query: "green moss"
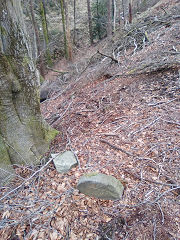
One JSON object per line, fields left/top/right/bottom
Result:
{"left": 40, "top": 75, "right": 45, "bottom": 84}
{"left": 22, "top": 56, "right": 30, "bottom": 67}
{"left": 0, "top": 25, "right": 7, "bottom": 36}
{"left": 44, "top": 125, "right": 59, "bottom": 143}
{"left": 84, "top": 172, "right": 99, "bottom": 177}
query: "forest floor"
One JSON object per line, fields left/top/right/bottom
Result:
{"left": 0, "top": 0, "right": 180, "bottom": 239}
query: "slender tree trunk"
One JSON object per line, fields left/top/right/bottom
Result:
{"left": 64, "top": 0, "right": 73, "bottom": 61}
{"left": 73, "top": 0, "right": 76, "bottom": 44}
{"left": 87, "top": 0, "right": 93, "bottom": 45}
{"left": 113, "top": 0, "right": 116, "bottom": 33}
{"left": 60, "top": 0, "right": 68, "bottom": 59}
{"left": 122, "top": 0, "right": 125, "bottom": 25}
{"left": 107, "top": 0, "right": 112, "bottom": 37}
{"left": 39, "top": 0, "right": 52, "bottom": 66}
{"left": 29, "top": 0, "right": 45, "bottom": 77}
{"left": 129, "top": 0, "right": 132, "bottom": 24}
{"left": 96, "top": 0, "right": 100, "bottom": 39}
{"left": 0, "top": 0, "right": 58, "bottom": 185}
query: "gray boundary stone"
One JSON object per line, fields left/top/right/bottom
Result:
{"left": 77, "top": 172, "right": 124, "bottom": 200}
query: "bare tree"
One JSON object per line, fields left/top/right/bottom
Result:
{"left": 39, "top": 0, "right": 52, "bottom": 66}
{"left": 73, "top": 0, "right": 76, "bottom": 44}
{"left": 87, "top": 0, "right": 94, "bottom": 45}
{"left": 107, "top": 0, "right": 113, "bottom": 37}
{"left": 64, "top": 0, "right": 73, "bottom": 61}
{"left": 113, "top": 0, "right": 117, "bottom": 32}
{"left": 129, "top": 0, "right": 132, "bottom": 23}
{"left": 29, "top": 0, "right": 45, "bottom": 77}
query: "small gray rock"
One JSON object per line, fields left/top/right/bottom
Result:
{"left": 77, "top": 173, "right": 124, "bottom": 200}
{"left": 52, "top": 151, "right": 78, "bottom": 173}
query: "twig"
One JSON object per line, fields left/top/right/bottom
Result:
{"left": 129, "top": 116, "right": 161, "bottom": 136}
{"left": 47, "top": 67, "right": 69, "bottom": 74}
{"left": 100, "top": 139, "right": 134, "bottom": 156}
{"left": 0, "top": 157, "right": 54, "bottom": 202}
{"left": 122, "top": 168, "right": 178, "bottom": 187}
{"left": 97, "top": 50, "right": 118, "bottom": 63}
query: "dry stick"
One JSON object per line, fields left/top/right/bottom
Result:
{"left": 100, "top": 139, "right": 133, "bottom": 156}
{"left": 97, "top": 50, "right": 119, "bottom": 63}
{"left": 122, "top": 168, "right": 178, "bottom": 187}
{"left": 100, "top": 140, "right": 178, "bottom": 187}
{"left": 0, "top": 157, "right": 54, "bottom": 202}
{"left": 47, "top": 66, "right": 69, "bottom": 74}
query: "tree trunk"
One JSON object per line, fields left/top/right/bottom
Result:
{"left": 107, "top": 0, "right": 112, "bottom": 37}
{"left": 64, "top": 0, "right": 73, "bottom": 61}
{"left": 73, "top": 0, "right": 76, "bottom": 44}
{"left": 122, "top": 0, "right": 125, "bottom": 25}
{"left": 0, "top": 0, "right": 58, "bottom": 185}
{"left": 29, "top": 0, "right": 45, "bottom": 78}
{"left": 87, "top": 0, "right": 93, "bottom": 45}
{"left": 60, "top": 0, "right": 68, "bottom": 59}
{"left": 113, "top": 0, "right": 116, "bottom": 33}
{"left": 39, "top": 0, "right": 52, "bottom": 66}
{"left": 129, "top": 0, "right": 132, "bottom": 24}
{"left": 96, "top": 0, "right": 101, "bottom": 40}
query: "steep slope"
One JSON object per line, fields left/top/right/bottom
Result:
{"left": 0, "top": 0, "right": 179, "bottom": 239}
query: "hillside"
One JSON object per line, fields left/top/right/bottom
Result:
{"left": 0, "top": 0, "right": 180, "bottom": 239}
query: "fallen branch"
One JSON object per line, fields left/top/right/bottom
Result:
{"left": 100, "top": 139, "right": 133, "bottom": 156}
{"left": 47, "top": 67, "right": 69, "bottom": 74}
{"left": 122, "top": 168, "right": 178, "bottom": 187}
{"left": 97, "top": 50, "right": 119, "bottom": 63}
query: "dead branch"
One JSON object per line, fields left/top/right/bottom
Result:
{"left": 47, "top": 67, "right": 69, "bottom": 74}
{"left": 97, "top": 50, "right": 119, "bottom": 63}
{"left": 100, "top": 139, "right": 134, "bottom": 156}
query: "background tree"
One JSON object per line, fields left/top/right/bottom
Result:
{"left": 29, "top": 0, "right": 45, "bottom": 78}
{"left": 92, "top": 0, "right": 107, "bottom": 40}
{"left": 73, "top": 0, "right": 76, "bottom": 44}
{"left": 87, "top": 0, "right": 94, "bottom": 45}
{"left": 129, "top": 0, "right": 133, "bottom": 23}
{"left": 64, "top": 0, "right": 73, "bottom": 61}
{"left": 60, "top": 0, "right": 68, "bottom": 59}
{"left": 113, "top": 0, "right": 117, "bottom": 32}
{"left": 107, "top": 0, "right": 112, "bottom": 37}
{"left": 0, "top": 0, "right": 58, "bottom": 185}
{"left": 39, "top": 0, "right": 52, "bottom": 66}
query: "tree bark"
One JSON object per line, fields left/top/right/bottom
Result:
{"left": 39, "top": 0, "right": 52, "bottom": 66}
{"left": 73, "top": 0, "right": 76, "bottom": 44}
{"left": 129, "top": 0, "right": 132, "bottom": 24}
{"left": 113, "top": 0, "right": 116, "bottom": 32}
{"left": 64, "top": 0, "right": 73, "bottom": 61}
{"left": 0, "top": 0, "right": 58, "bottom": 185}
{"left": 29, "top": 0, "right": 45, "bottom": 77}
{"left": 60, "top": 0, "right": 68, "bottom": 59}
{"left": 107, "top": 0, "right": 112, "bottom": 37}
{"left": 87, "top": 0, "right": 93, "bottom": 45}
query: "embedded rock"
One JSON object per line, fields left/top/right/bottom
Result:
{"left": 77, "top": 173, "right": 124, "bottom": 200}
{"left": 52, "top": 151, "right": 78, "bottom": 173}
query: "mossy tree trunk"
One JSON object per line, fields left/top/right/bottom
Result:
{"left": 0, "top": 0, "right": 58, "bottom": 185}
{"left": 29, "top": 0, "right": 45, "bottom": 78}
{"left": 60, "top": 0, "right": 68, "bottom": 59}
{"left": 39, "top": 0, "right": 52, "bottom": 66}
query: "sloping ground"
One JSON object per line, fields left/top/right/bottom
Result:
{"left": 0, "top": 0, "right": 180, "bottom": 239}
